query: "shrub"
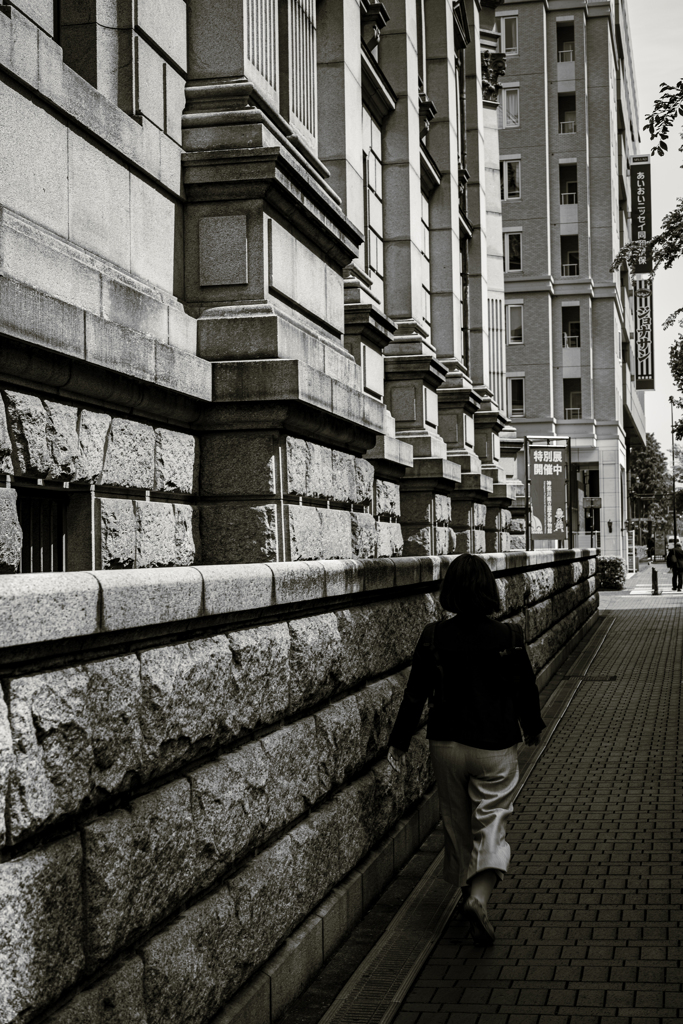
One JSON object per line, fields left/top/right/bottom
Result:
{"left": 596, "top": 555, "right": 626, "bottom": 590}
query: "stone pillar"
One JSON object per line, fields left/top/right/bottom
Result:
{"left": 183, "top": 0, "right": 401, "bottom": 563}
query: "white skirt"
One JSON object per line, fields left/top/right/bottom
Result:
{"left": 430, "top": 739, "right": 520, "bottom": 887}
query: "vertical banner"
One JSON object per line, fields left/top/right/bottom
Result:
{"left": 529, "top": 445, "right": 569, "bottom": 541}
{"left": 634, "top": 278, "right": 655, "bottom": 390}
{"left": 630, "top": 156, "right": 652, "bottom": 273}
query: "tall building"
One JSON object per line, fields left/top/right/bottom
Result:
{"left": 496, "top": 0, "right": 647, "bottom": 557}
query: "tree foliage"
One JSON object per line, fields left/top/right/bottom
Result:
{"left": 630, "top": 432, "right": 671, "bottom": 529}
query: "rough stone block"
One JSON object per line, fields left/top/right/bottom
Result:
{"left": 376, "top": 520, "right": 404, "bottom": 557}
{"left": 473, "top": 503, "right": 487, "bottom": 529}
{"left": 0, "top": 698, "right": 10, "bottom": 846}
{"left": 401, "top": 525, "right": 430, "bottom": 557}
{"left": 401, "top": 492, "right": 431, "bottom": 524}
{"left": 199, "top": 563, "right": 274, "bottom": 615}
{"left": 354, "top": 457, "right": 374, "bottom": 505}
{"left": 435, "top": 526, "right": 451, "bottom": 555}
{"left": 44, "top": 399, "right": 79, "bottom": 480}
{"left": 524, "top": 567, "right": 556, "bottom": 604}
{"left": 355, "top": 673, "right": 405, "bottom": 761}
{"left": 332, "top": 449, "right": 356, "bottom": 502}
{"left": 509, "top": 534, "right": 526, "bottom": 550}
{"left": 154, "top": 428, "right": 197, "bottom": 493}
{"left": 264, "top": 915, "right": 323, "bottom": 1021}
{"left": 228, "top": 622, "right": 291, "bottom": 730}
{"left": 174, "top": 503, "right": 199, "bottom": 565}
{"left": 434, "top": 493, "right": 451, "bottom": 526}
{"left": 450, "top": 501, "right": 472, "bottom": 531}
{"left": 0, "top": 571, "right": 100, "bottom": 649}
{"left": 284, "top": 437, "right": 334, "bottom": 500}
{"left": 509, "top": 517, "right": 525, "bottom": 534}
{"left": 286, "top": 503, "right": 323, "bottom": 560}
{"left": 85, "top": 780, "right": 197, "bottom": 963}
{"left": 319, "top": 507, "right": 353, "bottom": 559}
{"left": 100, "top": 418, "right": 155, "bottom": 489}
{"left": 98, "top": 497, "right": 136, "bottom": 569}
{"left": 74, "top": 408, "right": 111, "bottom": 483}
{"left": 201, "top": 433, "right": 276, "bottom": 497}
{"left": 45, "top": 956, "right": 147, "bottom": 1024}
{"left": 142, "top": 887, "right": 242, "bottom": 1024}
{"left": 288, "top": 613, "right": 343, "bottom": 711}
{"left": 351, "top": 511, "right": 376, "bottom": 558}
{"left": 473, "top": 529, "right": 486, "bottom": 553}
{"left": 138, "top": 634, "right": 234, "bottom": 776}
{"left": 0, "top": 488, "right": 21, "bottom": 573}
{"left": 375, "top": 478, "right": 400, "bottom": 517}
{"left": 7, "top": 654, "right": 145, "bottom": 841}
{"left": 200, "top": 503, "right": 278, "bottom": 563}
{"left": 96, "top": 566, "right": 203, "bottom": 631}
{"left": 0, "top": 836, "right": 84, "bottom": 1021}
{"left": 315, "top": 697, "right": 363, "bottom": 789}
{"left": 134, "top": 501, "right": 177, "bottom": 567}
{"left": 261, "top": 717, "right": 324, "bottom": 820}
{"left": 3, "top": 389, "right": 50, "bottom": 477}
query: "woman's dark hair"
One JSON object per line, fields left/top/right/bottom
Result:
{"left": 439, "top": 553, "right": 500, "bottom": 615}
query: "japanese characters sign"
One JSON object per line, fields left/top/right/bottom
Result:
{"left": 630, "top": 157, "right": 652, "bottom": 273}
{"left": 529, "top": 446, "right": 568, "bottom": 540}
{"left": 634, "top": 278, "right": 654, "bottom": 390}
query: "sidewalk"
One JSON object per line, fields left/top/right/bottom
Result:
{"left": 397, "top": 606, "right": 683, "bottom": 1022}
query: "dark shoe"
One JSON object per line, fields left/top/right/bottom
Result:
{"left": 462, "top": 896, "right": 495, "bottom": 946}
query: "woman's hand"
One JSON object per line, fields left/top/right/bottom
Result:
{"left": 387, "top": 746, "right": 406, "bottom": 772}
{"left": 524, "top": 732, "right": 543, "bottom": 747}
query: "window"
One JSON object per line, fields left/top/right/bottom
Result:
{"left": 17, "top": 487, "right": 67, "bottom": 573}
{"left": 362, "top": 106, "right": 384, "bottom": 304}
{"left": 501, "top": 17, "right": 518, "bottom": 55}
{"left": 562, "top": 307, "right": 580, "bottom": 347}
{"left": 559, "top": 164, "right": 577, "bottom": 204}
{"left": 501, "top": 160, "right": 521, "bottom": 200}
{"left": 564, "top": 378, "right": 582, "bottom": 419}
{"left": 557, "top": 23, "right": 575, "bottom": 62}
{"left": 558, "top": 94, "right": 576, "bottom": 134}
{"left": 509, "top": 378, "right": 525, "bottom": 416}
{"left": 503, "top": 88, "right": 520, "bottom": 128}
{"left": 507, "top": 304, "right": 524, "bottom": 344}
{"left": 504, "top": 232, "right": 522, "bottom": 272}
{"left": 561, "top": 235, "right": 579, "bottom": 276}
{"left": 420, "top": 192, "right": 431, "bottom": 325}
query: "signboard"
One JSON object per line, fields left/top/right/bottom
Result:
{"left": 583, "top": 496, "right": 602, "bottom": 509}
{"left": 528, "top": 445, "right": 569, "bottom": 540}
{"left": 634, "top": 278, "right": 655, "bottom": 390}
{"left": 630, "top": 156, "right": 652, "bottom": 273}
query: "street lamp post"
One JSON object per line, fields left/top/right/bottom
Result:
{"left": 670, "top": 396, "right": 677, "bottom": 548}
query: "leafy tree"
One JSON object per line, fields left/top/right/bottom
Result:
{"left": 630, "top": 432, "right": 672, "bottom": 534}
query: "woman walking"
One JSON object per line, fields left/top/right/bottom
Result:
{"left": 387, "top": 554, "right": 545, "bottom": 945}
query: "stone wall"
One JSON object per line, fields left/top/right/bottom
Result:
{"left": 0, "top": 550, "right": 597, "bottom": 1024}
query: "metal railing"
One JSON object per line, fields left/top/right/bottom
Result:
{"left": 558, "top": 48, "right": 575, "bottom": 62}
{"left": 559, "top": 120, "right": 576, "bottom": 133}
{"left": 562, "top": 333, "right": 580, "bottom": 347}
{"left": 564, "top": 407, "right": 581, "bottom": 419}
{"left": 562, "top": 262, "right": 579, "bottom": 276}
{"left": 560, "top": 191, "right": 578, "bottom": 204}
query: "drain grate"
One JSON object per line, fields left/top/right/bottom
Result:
{"left": 317, "top": 850, "right": 458, "bottom": 1024}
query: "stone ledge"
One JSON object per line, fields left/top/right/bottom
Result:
{"left": 0, "top": 551, "right": 597, "bottom": 650}
{"left": 210, "top": 787, "right": 440, "bottom": 1024}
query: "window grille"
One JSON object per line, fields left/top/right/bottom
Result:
{"left": 17, "top": 487, "right": 67, "bottom": 573}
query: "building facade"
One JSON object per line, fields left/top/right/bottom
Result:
{"left": 496, "top": 0, "right": 646, "bottom": 556}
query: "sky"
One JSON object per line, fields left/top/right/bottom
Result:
{"left": 626, "top": 0, "right": 683, "bottom": 460}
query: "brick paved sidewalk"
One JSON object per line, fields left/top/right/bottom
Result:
{"left": 397, "top": 608, "right": 683, "bottom": 1023}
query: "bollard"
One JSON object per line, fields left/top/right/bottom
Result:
{"left": 652, "top": 567, "right": 659, "bottom": 595}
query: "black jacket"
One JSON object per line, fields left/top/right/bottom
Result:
{"left": 666, "top": 547, "right": 683, "bottom": 569}
{"left": 388, "top": 614, "right": 545, "bottom": 752}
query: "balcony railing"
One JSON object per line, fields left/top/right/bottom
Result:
{"left": 558, "top": 48, "right": 575, "bottom": 62}
{"left": 559, "top": 120, "right": 576, "bottom": 133}
{"left": 561, "top": 191, "right": 578, "bottom": 204}
{"left": 562, "top": 333, "right": 580, "bottom": 348}
{"left": 565, "top": 407, "right": 581, "bottom": 419}
{"left": 562, "top": 262, "right": 580, "bottom": 276}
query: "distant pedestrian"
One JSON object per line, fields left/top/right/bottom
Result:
{"left": 387, "top": 554, "right": 545, "bottom": 946}
{"left": 666, "top": 541, "right": 683, "bottom": 590}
